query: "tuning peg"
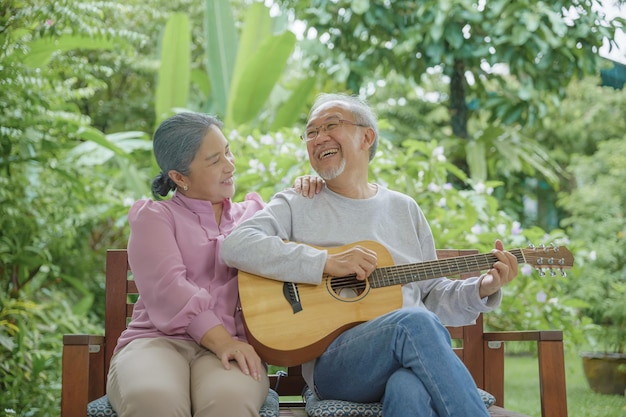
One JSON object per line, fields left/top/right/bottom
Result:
{"left": 550, "top": 269, "right": 557, "bottom": 277}
{"left": 536, "top": 268, "right": 546, "bottom": 277}
{"left": 560, "top": 269, "right": 567, "bottom": 277}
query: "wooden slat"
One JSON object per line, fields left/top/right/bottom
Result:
{"left": 447, "top": 327, "right": 463, "bottom": 338}
{"left": 488, "top": 405, "right": 536, "bottom": 417}
{"left": 463, "top": 314, "right": 485, "bottom": 388}
{"left": 484, "top": 338, "right": 506, "bottom": 407}
{"left": 483, "top": 330, "right": 563, "bottom": 342}
{"left": 61, "top": 335, "right": 104, "bottom": 416}
{"left": 279, "top": 409, "right": 307, "bottom": 417}
{"left": 88, "top": 340, "right": 105, "bottom": 401}
{"left": 104, "top": 250, "right": 132, "bottom": 376}
{"left": 538, "top": 340, "right": 568, "bottom": 417}
{"left": 61, "top": 344, "right": 90, "bottom": 417}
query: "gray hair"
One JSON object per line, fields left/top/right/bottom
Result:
{"left": 151, "top": 112, "right": 223, "bottom": 199}
{"left": 308, "top": 93, "right": 379, "bottom": 161}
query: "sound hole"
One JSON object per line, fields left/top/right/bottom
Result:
{"left": 329, "top": 275, "right": 367, "bottom": 299}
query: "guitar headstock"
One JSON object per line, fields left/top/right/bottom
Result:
{"left": 519, "top": 245, "right": 574, "bottom": 277}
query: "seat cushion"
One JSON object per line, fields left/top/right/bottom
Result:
{"left": 478, "top": 388, "right": 497, "bottom": 407}
{"left": 87, "top": 396, "right": 116, "bottom": 417}
{"left": 303, "top": 387, "right": 496, "bottom": 417}
{"left": 87, "top": 389, "right": 280, "bottom": 417}
{"left": 304, "top": 388, "right": 382, "bottom": 417}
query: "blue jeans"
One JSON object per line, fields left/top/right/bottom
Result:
{"left": 313, "top": 308, "right": 490, "bottom": 417}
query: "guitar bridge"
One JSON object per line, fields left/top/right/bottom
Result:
{"left": 282, "top": 282, "right": 302, "bottom": 314}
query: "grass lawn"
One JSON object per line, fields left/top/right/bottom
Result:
{"left": 501, "top": 346, "right": 626, "bottom": 417}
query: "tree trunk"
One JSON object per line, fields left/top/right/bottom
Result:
{"left": 450, "top": 59, "right": 468, "bottom": 139}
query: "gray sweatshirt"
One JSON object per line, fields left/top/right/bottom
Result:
{"left": 221, "top": 185, "right": 501, "bottom": 388}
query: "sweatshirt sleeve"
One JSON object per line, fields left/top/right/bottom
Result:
{"left": 403, "top": 204, "right": 502, "bottom": 325}
{"left": 421, "top": 277, "right": 502, "bottom": 326}
{"left": 222, "top": 192, "right": 327, "bottom": 284}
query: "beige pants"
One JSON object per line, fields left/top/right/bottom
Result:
{"left": 107, "top": 338, "right": 270, "bottom": 417}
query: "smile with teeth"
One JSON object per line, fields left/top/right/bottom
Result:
{"left": 319, "top": 149, "right": 339, "bottom": 160}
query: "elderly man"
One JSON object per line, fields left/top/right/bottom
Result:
{"left": 222, "top": 93, "right": 518, "bottom": 417}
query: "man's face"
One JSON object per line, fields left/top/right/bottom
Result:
{"left": 305, "top": 102, "right": 367, "bottom": 180}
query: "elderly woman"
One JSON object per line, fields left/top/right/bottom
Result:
{"left": 106, "top": 112, "right": 321, "bottom": 417}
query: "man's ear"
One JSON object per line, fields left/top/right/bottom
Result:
{"left": 361, "top": 126, "right": 376, "bottom": 150}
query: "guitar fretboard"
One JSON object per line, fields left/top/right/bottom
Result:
{"left": 368, "top": 249, "right": 525, "bottom": 288}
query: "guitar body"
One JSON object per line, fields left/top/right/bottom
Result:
{"left": 239, "top": 240, "right": 402, "bottom": 366}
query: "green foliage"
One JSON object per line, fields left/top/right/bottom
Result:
{"left": 0, "top": 290, "right": 101, "bottom": 417}
{"left": 367, "top": 72, "right": 564, "bottom": 192}
{"left": 274, "top": 0, "right": 624, "bottom": 207}
{"left": 277, "top": 0, "right": 624, "bottom": 128}
{"left": 532, "top": 77, "right": 626, "bottom": 167}
{"left": 229, "top": 31, "right": 297, "bottom": 125}
{"left": 127, "top": 0, "right": 316, "bottom": 134}
{"left": 559, "top": 139, "right": 626, "bottom": 353}
{"left": 229, "top": 127, "right": 313, "bottom": 201}
{"left": 204, "top": 0, "right": 239, "bottom": 116}
{"left": 0, "top": 0, "right": 144, "bottom": 298}
{"left": 0, "top": 1, "right": 152, "bottom": 414}
{"left": 155, "top": 12, "right": 191, "bottom": 125}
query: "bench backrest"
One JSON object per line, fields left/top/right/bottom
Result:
{"left": 103, "top": 248, "right": 483, "bottom": 396}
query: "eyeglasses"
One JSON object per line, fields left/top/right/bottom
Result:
{"left": 300, "top": 118, "right": 368, "bottom": 142}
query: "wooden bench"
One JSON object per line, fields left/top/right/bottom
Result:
{"left": 61, "top": 249, "right": 568, "bottom": 417}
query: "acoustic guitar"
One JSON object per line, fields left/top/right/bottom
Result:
{"left": 238, "top": 240, "right": 574, "bottom": 366}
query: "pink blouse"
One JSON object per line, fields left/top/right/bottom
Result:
{"left": 114, "top": 191, "right": 265, "bottom": 353}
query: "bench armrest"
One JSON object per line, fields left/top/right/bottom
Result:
{"left": 483, "top": 330, "right": 567, "bottom": 417}
{"left": 61, "top": 334, "right": 105, "bottom": 417}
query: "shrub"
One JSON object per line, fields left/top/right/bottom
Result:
{"left": 559, "top": 139, "right": 626, "bottom": 353}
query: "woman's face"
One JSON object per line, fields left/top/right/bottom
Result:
{"left": 179, "top": 125, "right": 236, "bottom": 203}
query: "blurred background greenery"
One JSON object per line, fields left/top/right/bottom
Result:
{"left": 1, "top": 0, "right": 625, "bottom": 415}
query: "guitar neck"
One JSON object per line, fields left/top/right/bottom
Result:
{"left": 368, "top": 249, "right": 525, "bottom": 288}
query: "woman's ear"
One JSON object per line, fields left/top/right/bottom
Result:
{"left": 168, "top": 170, "right": 186, "bottom": 190}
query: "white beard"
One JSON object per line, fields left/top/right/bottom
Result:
{"left": 315, "top": 158, "right": 346, "bottom": 180}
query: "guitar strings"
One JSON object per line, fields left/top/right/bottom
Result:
{"left": 326, "top": 250, "right": 527, "bottom": 289}
{"left": 325, "top": 248, "right": 568, "bottom": 291}
{"left": 327, "top": 255, "right": 496, "bottom": 288}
